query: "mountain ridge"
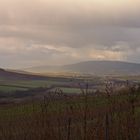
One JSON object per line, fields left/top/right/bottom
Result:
{"left": 24, "top": 60, "right": 140, "bottom": 75}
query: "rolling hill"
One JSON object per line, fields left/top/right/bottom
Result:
{"left": 25, "top": 61, "right": 140, "bottom": 76}
{"left": 0, "top": 68, "right": 48, "bottom": 80}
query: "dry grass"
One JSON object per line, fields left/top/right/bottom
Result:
{"left": 0, "top": 83, "right": 140, "bottom": 140}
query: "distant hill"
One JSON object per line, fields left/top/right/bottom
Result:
{"left": 0, "top": 68, "right": 48, "bottom": 80}
{"left": 25, "top": 61, "right": 140, "bottom": 76}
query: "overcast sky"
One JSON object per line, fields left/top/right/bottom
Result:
{"left": 0, "top": 0, "right": 140, "bottom": 68}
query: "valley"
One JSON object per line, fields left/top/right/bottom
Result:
{"left": 0, "top": 61, "right": 140, "bottom": 140}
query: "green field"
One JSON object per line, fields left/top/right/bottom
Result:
{"left": 0, "top": 85, "right": 28, "bottom": 92}
{"left": 0, "top": 79, "right": 69, "bottom": 92}
{"left": 0, "top": 77, "right": 98, "bottom": 95}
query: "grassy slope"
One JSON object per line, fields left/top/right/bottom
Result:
{"left": 0, "top": 83, "right": 140, "bottom": 140}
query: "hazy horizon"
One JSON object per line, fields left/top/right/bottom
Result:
{"left": 0, "top": 0, "right": 140, "bottom": 68}
{"left": 2, "top": 60, "right": 140, "bottom": 70}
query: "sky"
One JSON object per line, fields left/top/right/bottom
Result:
{"left": 0, "top": 0, "right": 140, "bottom": 68}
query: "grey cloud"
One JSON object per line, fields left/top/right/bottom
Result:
{"left": 0, "top": 0, "right": 140, "bottom": 67}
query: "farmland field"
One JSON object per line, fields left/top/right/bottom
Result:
{"left": 0, "top": 75, "right": 103, "bottom": 98}
{"left": 0, "top": 74, "right": 140, "bottom": 140}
